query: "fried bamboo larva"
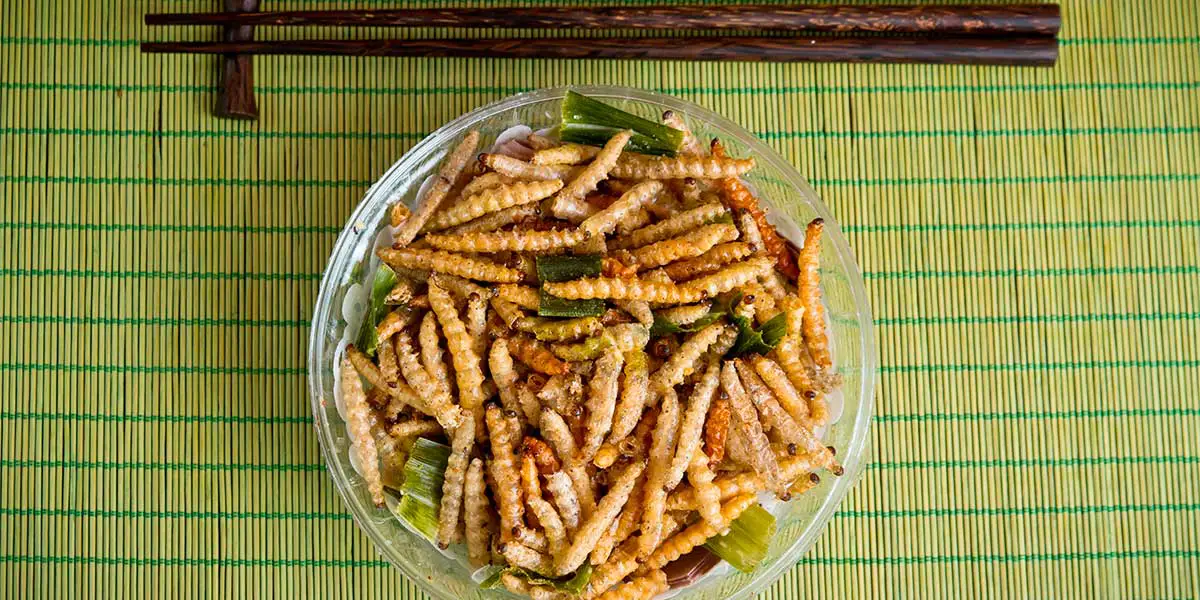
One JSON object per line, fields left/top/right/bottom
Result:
{"left": 686, "top": 452, "right": 723, "bottom": 531}
{"left": 489, "top": 339, "right": 528, "bottom": 430}
{"left": 605, "top": 323, "right": 651, "bottom": 352}
{"left": 608, "top": 349, "right": 648, "bottom": 446}
{"left": 429, "top": 280, "right": 488, "bottom": 436}
{"left": 532, "top": 316, "right": 605, "bottom": 343}
{"left": 720, "top": 361, "right": 784, "bottom": 494}
{"left": 580, "top": 347, "right": 624, "bottom": 461}
{"left": 390, "top": 329, "right": 464, "bottom": 431}
{"left": 425, "top": 228, "right": 589, "bottom": 253}
{"left": 537, "top": 373, "right": 583, "bottom": 415}
{"left": 638, "top": 387, "right": 681, "bottom": 557}
{"left": 668, "top": 452, "right": 819, "bottom": 510}
{"left": 610, "top": 202, "right": 727, "bottom": 250}
{"left": 638, "top": 492, "right": 758, "bottom": 573}
{"left": 721, "top": 176, "right": 799, "bottom": 280}
{"left": 759, "top": 268, "right": 792, "bottom": 303}
{"left": 555, "top": 460, "right": 646, "bottom": 576}
{"left": 584, "top": 538, "right": 640, "bottom": 600}
{"left": 643, "top": 185, "right": 682, "bottom": 220}
{"left": 594, "top": 569, "right": 667, "bottom": 600}
{"left": 526, "top": 132, "right": 558, "bottom": 151}
{"left": 436, "top": 411, "right": 475, "bottom": 549}
{"left": 540, "top": 408, "right": 596, "bottom": 519}
{"left": 509, "top": 334, "right": 571, "bottom": 376}
{"left": 681, "top": 255, "right": 773, "bottom": 298}
{"left": 738, "top": 362, "right": 841, "bottom": 474}
{"left": 610, "top": 154, "right": 754, "bottom": 180}
{"left": 464, "top": 458, "right": 491, "bottom": 567}
{"left": 580, "top": 180, "right": 663, "bottom": 237}
{"left": 736, "top": 210, "right": 765, "bottom": 252}
{"left": 387, "top": 418, "right": 443, "bottom": 441}
{"left": 750, "top": 355, "right": 809, "bottom": 424}
{"left": 743, "top": 281, "right": 780, "bottom": 324}
{"left": 445, "top": 204, "right": 538, "bottom": 236}
{"left": 661, "top": 109, "right": 704, "bottom": 157}
{"left": 532, "top": 142, "right": 601, "bottom": 166}
{"left": 545, "top": 470, "right": 581, "bottom": 533}
{"left": 798, "top": 218, "right": 833, "bottom": 370}
{"left": 518, "top": 383, "right": 543, "bottom": 429}
{"left": 483, "top": 153, "right": 580, "bottom": 182}
{"left": 615, "top": 207, "right": 653, "bottom": 236}
{"left": 486, "top": 404, "right": 525, "bottom": 541}
{"left": 497, "top": 284, "right": 541, "bottom": 311}
{"left": 426, "top": 179, "right": 564, "bottom": 230}
{"left": 650, "top": 322, "right": 729, "bottom": 395}
{"left": 466, "top": 293, "right": 488, "bottom": 358}
{"left": 378, "top": 247, "right": 523, "bottom": 283}
{"left": 656, "top": 303, "right": 712, "bottom": 327}
{"left": 613, "top": 299, "right": 653, "bottom": 326}
{"left": 340, "top": 356, "right": 385, "bottom": 507}
{"left": 459, "top": 171, "right": 514, "bottom": 200}
{"left": 384, "top": 274, "right": 422, "bottom": 306}
{"left": 392, "top": 130, "right": 480, "bottom": 243}
{"left": 389, "top": 202, "right": 412, "bottom": 230}
{"left": 543, "top": 276, "right": 703, "bottom": 304}
{"left": 513, "top": 526, "right": 549, "bottom": 553}
{"left": 665, "top": 360, "right": 720, "bottom": 490}
{"left": 550, "top": 130, "right": 631, "bottom": 222}
{"left": 703, "top": 398, "right": 731, "bottom": 464}
{"left": 774, "top": 335, "right": 829, "bottom": 427}
{"left": 377, "top": 334, "right": 401, "bottom": 387}
{"left": 490, "top": 296, "right": 529, "bottom": 330}
{"left": 629, "top": 222, "right": 740, "bottom": 271}
{"left": 418, "top": 311, "right": 454, "bottom": 399}
{"left": 660, "top": 242, "right": 754, "bottom": 282}
{"left": 500, "top": 541, "right": 554, "bottom": 576}
{"left": 522, "top": 456, "right": 568, "bottom": 559}
{"left": 346, "top": 344, "right": 430, "bottom": 416}
{"left": 375, "top": 309, "right": 416, "bottom": 345}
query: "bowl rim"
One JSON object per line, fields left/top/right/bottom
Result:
{"left": 308, "top": 85, "right": 877, "bottom": 600}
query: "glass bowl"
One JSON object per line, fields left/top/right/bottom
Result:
{"left": 308, "top": 85, "right": 876, "bottom": 600}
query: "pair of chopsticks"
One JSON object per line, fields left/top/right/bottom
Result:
{"left": 142, "top": 4, "right": 1061, "bottom": 65}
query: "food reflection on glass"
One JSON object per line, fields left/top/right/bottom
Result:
{"left": 338, "top": 91, "right": 845, "bottom": 600}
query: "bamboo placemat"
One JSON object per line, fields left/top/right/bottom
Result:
{"left": 3, "top": 0, "right": 1199, "bottom": 598}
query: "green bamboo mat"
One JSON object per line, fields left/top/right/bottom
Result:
{"left": 3, "top": 0, "right": 1199, "bottom": 597}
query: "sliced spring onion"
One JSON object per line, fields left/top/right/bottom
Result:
{"left": 391, "top": 437, "right": 450, "bottom": 542}
{"left": 560, "top": 91, "right": 684, "bottom": 157}
{"left": 536, "top": 254, "right": 602, "bottom": 283}
{"left": 356, "top": 264, "right": 398, "bottom": 356}
{"left": 480, "top": 564, "right": 593, "bottom": 594}
{"left": 703, "top": 503, "right": 776, "bottom": 573}
{"left": 722, "top": 293, "right": 787, "bottom": 357}
{"left": 649, "top": 308, "right": 725, "bottom": 338}
{"left": 539, "top": 290, "right": 606, "bottom": 318}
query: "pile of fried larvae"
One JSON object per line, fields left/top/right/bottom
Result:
{"left": 339, "top": 120, "right": 844, "bottom": 600}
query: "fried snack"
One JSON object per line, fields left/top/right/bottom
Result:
{"left": 750, "top": 355, "right": 809, "bottom": 423}
{"left": 378, "top": 247, "right": 523, "bottom": 283}
{"left": 739, "top": 362, "right": 841, "bottom": 474}
{"left": 681, "top": 255, "right": 773, "bottom": 298}
{"left": 389, "top": 202, "right": 412, "bottom": 229}
{"left": 489, "top": 339, "right": 529, "bottom": 429}
{"left": 447, "top": 204, "right": 539, "bottom": 236}
{"left": 418, "top": 311, "right": 453, "bottom": 398}
{"left": 346, "top": 344, "right": 429, "bottom": 416}
{"left": 384, "top": 274, "right": 422, "bottom": 306}
{"left": 638, "top": 492, "right": 758, "bottom": 573}
{"left": 436, "top": 411, "right": 474, "bottom": 549}
{"left": 550, "top": 130, "right": 631, "bottom": 222}
{"left": 555, "top": 460, "right": 646, "bottom": 576}
{"left": 736, "top": 210, "right": 765, "bottom": 251}
{"left": 526, "top": 132, "right": 558, "bottom": 151}
{"left": 390, "top": 328, "right": 464, "bottom": 430}
{"left": 650, "top": 322, "right": 729, "bottom": 395}
{"left": 540, "top": 408, "right": 596, "bottom": 519}
{"left": 594, "top": 569, "right": 668, "bottom": 600}
{"left": 518, "top": 383, "right": 543, "bottom": 429}
{"left": 514, "top": 526, "right": 550, "bottom": 553}
{"left": 497, "top": 284, "right": 542, "bottom": 310}
{"left": 668, "top": 452, "right": 818, "bottom": 511}
{"left": 629, "top": 222, "right": 739, "bottom": 271}
{"left": 703, "top": 398, "right": 731, "bottom": 464}
{"left": 392, "top": 130, "right": 480, "bottom": 241}
{"left": 544, "top": 276, "right": 703, "bottom": 304}
{"left": 608, "top": 349, "right": 648, "bottom": 446}
{"left": 665, "top": 360, "right": 720, "bottom": 489}
{"left": 501, "top": 541, "right": 555, "bottom": 576}
{"left": 798, "top": 218, "right": 833, "bottom": 370}
{"left": 428, "top": 280, "right": 487, "bottom": 435}
{"left": 491, "top": 297, "right": 530, "bottom": 330}
{"left": 720, "top": 361, "right": 784, "bottom": 494}
{"left": 487, "top": 404, "right": 526, "bottom": 541}
{"left": 605, "top": 323, "right": 651, "bottom": 352}
{"left": 482, "top": 153, "right": 580, "bottom": 182}
{"left": 686, "top": 452, "right": 724, "bottom": 530}
{"left": 661, "top": 109, "right": 704, "bottom": 157}
{"left": 660, "top": 242, "right": 754, "bottom": 282}
{"left": 581, "top": 180, "right": 663, "bottom": 237}
{"left": 388, "top": 418, "right": 443, "bottom": 441}
{"left": 425, "top": 179, "right": 564, "bottom": 231}
{"left": 638, "top": 387, "right": 681, "bottom": 557}
{"left": 459, "top": 171, "right": 514, "bottom": 199}
{"left": 509, "top": 334, "right": 570, "bottom": 376}
{"left": 377, "top": 335, "right": 401, "bottom": 387}
{"left": 584, "top": 538, "right": 640, "bottom": 600}
{"left": 581, "top": 347, "right": 624, "bottom": 461}
{"left": 375, "top": 309, "right": 415, "bottom": 345}
{"left": 425, "top": 227, "right": 588, "bottom": 253}
{"left": 522, "top": 456, "right": 569, "bottom": 559}
{"left": 532, "top": 316, "right": 605, "bottom": 343}
{"left": 465, "top": 457, "right": 492, "bottom": 567}
{"left": 656, "top": 303, "right": 712, "bottom": 327}
{"left": 545, "top": 470, "right": 581, "bottom": 533}
{"left": 610, "top": 202, "right": 727, "bottom": 250}
{"left": 721, "top": 177, "right": 799, "bottom": 280}
{"left": 340, "top": 356, "right": 385, "bottom": 507}
{"left": 610, "top": 154, "right": 755, "bottom": 180}
{"left": 532, "top": 142, "right": 601, "bottom": 166}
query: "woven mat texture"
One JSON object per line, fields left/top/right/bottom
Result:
{"left": 2, "top": 0, "right": 1199, "bottom": 597}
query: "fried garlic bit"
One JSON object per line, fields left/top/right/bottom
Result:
{"left": 464, "top": 458, "right": 492, "bottom": 567}
{"left": 611, "top": 201, "right": 727, "bottom": 249}
{"left": 378, "top": 247, "right": 523, "bottom": 283}
{"left": 581, "top": 180, "right": 663, "bottom": 237}
{"left": 798, "top": 218, "right": 833, "bottom": 370}
{"left": 392, "top": 130, "right": 480, "bottom": 240}
{"left": 436, "top": 411, "right": 474, "bottom": 549}
{"left": 532, "top": 142, "right": 601, "bottom": 166}
{"left": 340, "top": 355, "right": 385, "bottom": 507}
{"left": 425, "top": 227, "right": 588, "bottom": 253}
{"left": 610, "top": 154, "right": 755, "bottom": 180}
{"left": 543, "top": 276, "right": 703, "bottom": 304}
{"left": 549, "top": 130, "right": 631, "bottom": 222}
{"left": 629, "top": 222, "right": 740, "bottom": 271}
{"left": 661, "top": 241, "right": 754, "bottom": 281}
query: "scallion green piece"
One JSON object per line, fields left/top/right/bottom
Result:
{"left": 726, "top": 296, "right": 787, "bottom": 357}
{"left": 538, "top": 290, "right": 606, "bottom": 318}
{"left": 703, "top": 504, "right": 776, "bottom": 573}
{"left": 391, "top": 437, "right": 450, "bottom": 542}
{"left": 560, "top": 91, "right": 684, "bottom": 157}
{"left": 356, "top": 264, "right": 398, "bottom": 356}
{"left": 480, "top": 564, "right": 593, "bottom": 594}
{"left": 649, "top": 308, "right": 725, "bottom": 338}
{"left": 536, "top": 254, "right": 602, "bottom": 283}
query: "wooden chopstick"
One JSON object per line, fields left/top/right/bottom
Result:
{"left": 144, "top": 4, "right": 1062, "bottom": 36}
{"left": 140, "top": 36, "right": 1058, "bottom": 66}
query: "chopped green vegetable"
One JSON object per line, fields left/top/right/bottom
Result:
{"left": 481, "top": 564, "right": 593, "bottom": 594}
{"left": 551, "top": 334, "right": 612, "bottom": 362}
{"left": 536, "top": 254, "right": 602, "bottom": 283}
{"left": 718, "top": 293, "right": 787, "bottom": 357}
{"left": 560, "top": 91, "right": 684, "bottom": 157}
{"left": 708, "top": 212, "right": 736, "bottom": 225}
{"left": 539, "top": 290, "right": 606, "bottom": 318}
{"left": 356, "top": 264, "right": 398, "bottom": 356}
{"left": 703, "top": 504, "right": 776, "bottom": 573}
{"left": 649, "top": 308, "right": 725, "bottom": 338}
{"left": 391, "top": 437, "right": 450, "bottom": 542}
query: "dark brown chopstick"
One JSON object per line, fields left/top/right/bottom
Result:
{"left": 140, "top": 36, "right": 1058, "bottom": 66}
{"left": 145, "top": 4, "right": 1061, "bottom": 36}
